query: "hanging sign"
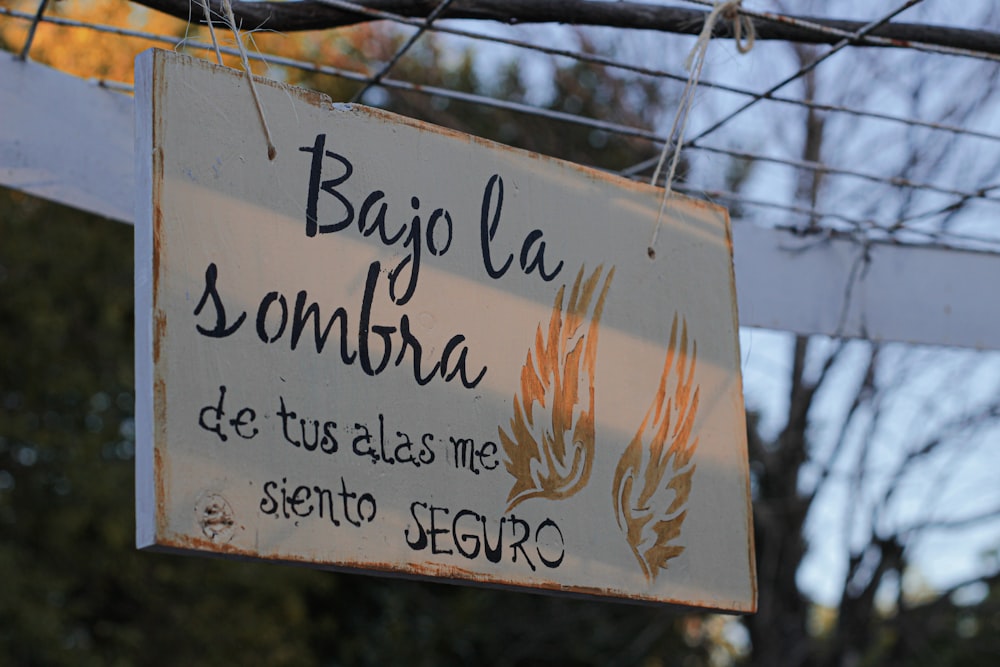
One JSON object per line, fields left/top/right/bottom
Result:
{"left": 134, "top": 49, "right": 755, "bottom": 610}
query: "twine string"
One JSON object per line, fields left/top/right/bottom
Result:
{"left": 647, "top": 1, "right": 754, "bottom": 258}
{"left": 221, "top": 0, "right": 277, "bottom": 160}
{"left": 200, "top": 0, "right": 224, "bottom": 66}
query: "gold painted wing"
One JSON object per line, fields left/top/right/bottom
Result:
{"left": 613, "top": 314, "right": 699, "bottom": 581}
{"left": 499, "top": 265, "right": 614, "bottom": 512}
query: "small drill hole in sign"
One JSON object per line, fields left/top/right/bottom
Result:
{"left": 647, "top": 246, "right": 656, "bottom": 260}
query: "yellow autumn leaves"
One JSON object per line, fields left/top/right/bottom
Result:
{"left": 1, "top": 0, "right": 385, "bottom": 88}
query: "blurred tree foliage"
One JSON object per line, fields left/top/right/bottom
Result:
{"left": 885, "top": 574, "right": 1000, "bottom": 666}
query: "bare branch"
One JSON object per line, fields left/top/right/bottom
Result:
{"left": 129, "top": 0, "right": 1000, "bottom": 56}
{"left": 881, "top": 400, "right": 1000, "bottom": 518}
{"left": 900, "top": 505, "right": 1000, "bottom": 538}
{"left": 804, "top": 345, "right": 878, "bottom": 502}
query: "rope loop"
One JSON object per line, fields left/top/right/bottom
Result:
{"left": 723, "top": 2, "right": 756, "bottom": 54}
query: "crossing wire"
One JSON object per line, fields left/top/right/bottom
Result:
{"left": 2, "top": 0, "right": 1000, "bottom": 253}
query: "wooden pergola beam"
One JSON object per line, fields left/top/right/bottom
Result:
{"left": 130, "top": 0, "right": 1000, "bottom": 56}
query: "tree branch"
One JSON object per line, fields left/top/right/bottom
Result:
{"left": 900, "top": 505, "right": 1000, "bottom": 538}
{"left": 804, "top": 344, "right": 877, "bottom": 503}
{"left": 131, "top": 0, "right": 1000, "bottom": 56}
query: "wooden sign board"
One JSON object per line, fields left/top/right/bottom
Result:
{"left": 134, "top": 49, "right": 755, "bottom": 611}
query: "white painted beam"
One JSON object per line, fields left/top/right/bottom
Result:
{"left": 732, "top": 225, "right": 1000, "bottom": 349}
{"left": 1, "top": 53, "right": 134, "bottom": 224}
{"left": 2, "top": 54, "right": 998, "bottom": 350}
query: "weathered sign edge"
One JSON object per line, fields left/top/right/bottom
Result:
{"left": 134, "top": 49, "right": 156, "bottom": 550}
{"left": 723, "top": 215, "right": 759, "bottom": 613}
{"left": 133, "top": 48, "right": 756, "bottom": 612}
{"left": 139, "top": 537, "right": 756, "bottom": 613}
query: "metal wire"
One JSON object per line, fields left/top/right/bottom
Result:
{"left": 0, "top": 8, "right": 662, "bottom": 139}
{"left": 685, "top": 0, "right": 1000, "bottom": 63}
{"left": 346, "top": 0, "right": 457, "bottom": 103}
{"left": 2, "top": 0, "right": 999, "bottom": 255}
{"left": 688, "top": 144, "right": 1000, "bottom": 203}
{"left": 303, "top": 0, "right": 1000, "bottom": 143}
{"left": 4, "top": 4, "right": 999, "bottom": 146}
{"left": 683, "top": 0, "right": 927, "bottom": 146}
{"left": 15, "top": 0, "right": 47, "bottom": 60}
{"left": 678, "top": 185, "right": 1000, "bottom": 253}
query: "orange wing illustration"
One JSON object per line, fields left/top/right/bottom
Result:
{"left": 613, "top": 314, "right": 699, "bottom": 581}
{"left": 499, "top": 265, "right": 614, "bottom": 512}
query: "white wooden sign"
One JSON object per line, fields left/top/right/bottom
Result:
{"left": 134, "top": 49, "right": 755, "bottom": 610}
